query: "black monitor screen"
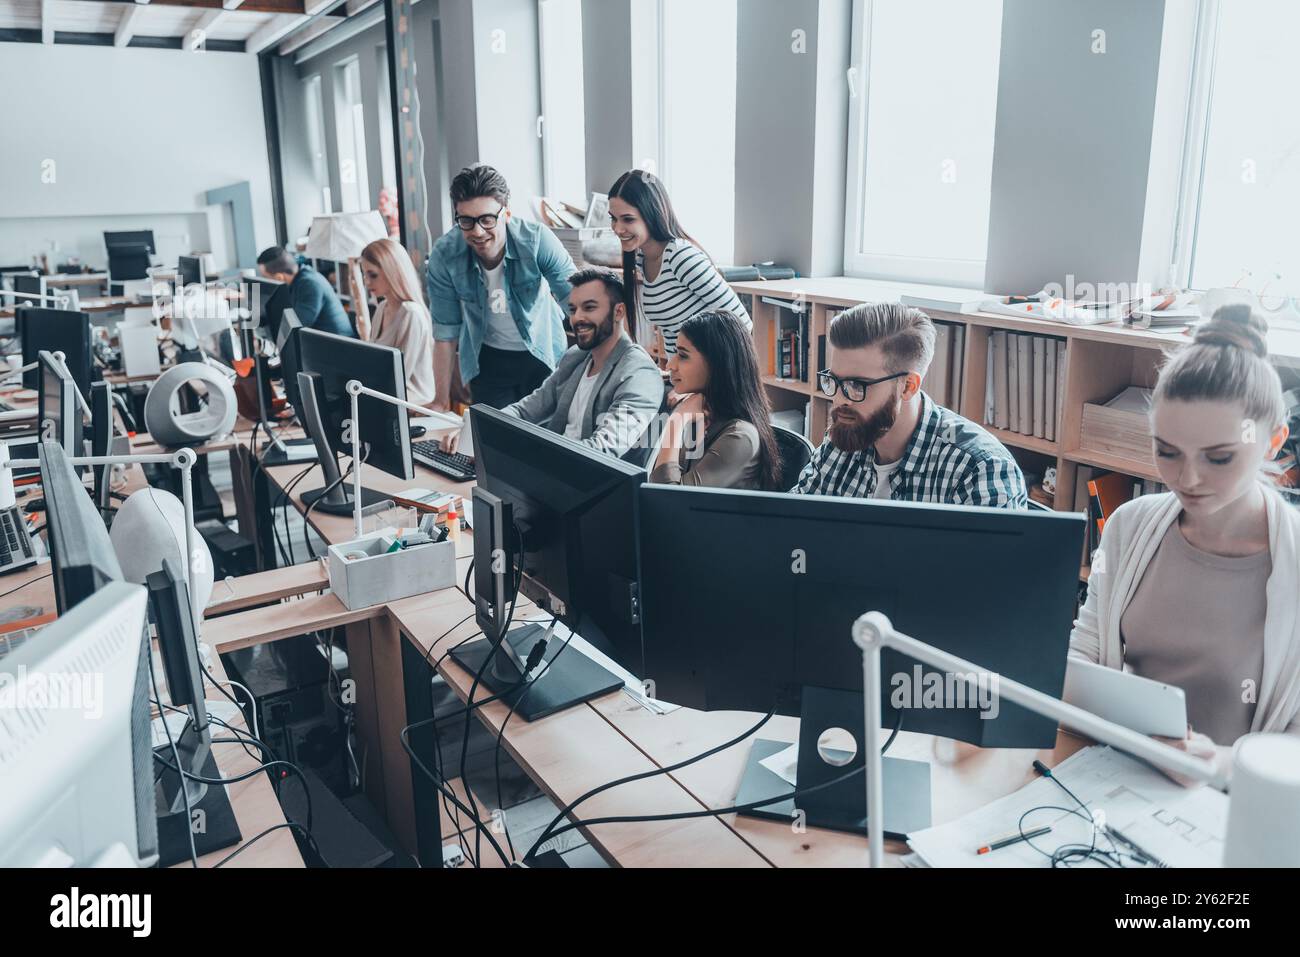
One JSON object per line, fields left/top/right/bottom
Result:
{"left": 638, "top": 486, "right": 1086, "bottom": 749}
{"left": 471, "top": 405, "right": 645, "bottom": 675}
{"left": 19, "top": 308, "right": 93, "bottom": 396}
{"left": 178, "top": 256, "right": 203, "bottom": 288}
{"left": 39, "top": 439, "right": 122, "bottom": 614}
{"left": 296, "top": 328, "right": 412, "bottom": 482}
{"left": 104, "top": 230, "right": 156, "bottom": 254}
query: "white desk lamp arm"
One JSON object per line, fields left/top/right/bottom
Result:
{"left": 10, "top": 447, "right": 199, "bottom": 631}
{"left": 345, "top": 379, "right": 461, "bottom": 540}
{"left": 850, "top": 611, "right": 1225, "bottom": 870}
{"left": 6, "top": 291, "right": 72, "bottom": 310}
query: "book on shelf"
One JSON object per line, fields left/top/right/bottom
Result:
{"left": 1074, "top": 466, "right": 1170, "bottom": 567}
{"left": 925, "top": 324, "right": 952, "bottom": 407}
{"left": 982, "top": 332, "right": 1067, "bottom": 440}
{"left": 771, "top": 302, "right": 812, "bottom": 383}
{"left": 992, "top": 331, "right": 1010, "bottom": 430}
{"left": 949, "top": 326, "right": 965, "bottom": 412}
{"left": 1031, "top": 336, "right": 1046, "bottom": 439}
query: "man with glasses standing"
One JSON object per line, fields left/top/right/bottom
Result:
{"left": 426, "top": 164, "right": 576, "bottom": 410}
{"left": 792, "top": 302, "right": 1026, "bottom": 508}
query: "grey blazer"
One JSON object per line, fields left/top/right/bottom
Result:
{"left": 502, "top": 334, "right": 664, "bottom": 458}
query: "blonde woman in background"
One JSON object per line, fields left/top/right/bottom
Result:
{"left": 359, "top": 238, "right": 437, "bottom": 408}
{"left": 1070, "top": 304, "right": 1300, "bottom": 786}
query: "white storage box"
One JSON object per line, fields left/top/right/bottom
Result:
{"left": 326, "top": 535, "right": 457, "bottom": 610}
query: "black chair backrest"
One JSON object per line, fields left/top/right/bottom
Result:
{"left": 772, "top": 425, "right": 814, "bottom": 490}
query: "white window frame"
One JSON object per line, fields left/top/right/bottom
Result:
{"left": 842, "top": 0, "right": 995, "bottom": 288}
{"left": 538, "top": 0, "right": 589, "bottom": 206}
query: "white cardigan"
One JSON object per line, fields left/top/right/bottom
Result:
{"left": 1069, "top": 488, "right": 1300, "bottom": 737}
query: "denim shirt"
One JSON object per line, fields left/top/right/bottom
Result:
{"left": 425, "top": 217, "right": 575, "bottom": 386}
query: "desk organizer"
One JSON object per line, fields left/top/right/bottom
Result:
{"left": 326, "top": 535, "right": 457, "bottom": 610}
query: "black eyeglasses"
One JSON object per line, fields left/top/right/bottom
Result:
{"left": 817, "top": 369, "right": 911, "bottom": 403}
{"left": 455, "top": 205, "right": 506, "bottom": 232}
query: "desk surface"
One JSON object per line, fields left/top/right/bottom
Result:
{"left": 0, "top": 463, "right": 302, "bottom": 869}
{"left": 248, "top": 434, "right": 1089, "bottom": 867}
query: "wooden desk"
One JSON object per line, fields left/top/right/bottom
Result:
{"left": 0, "top": 468, "right": 301, "bottom": 868}
{"left": 0, "top": 296, "right": 134, "bottom": 319}
{"left": 243, "top": 441, "right": 1089, "bottom": 868}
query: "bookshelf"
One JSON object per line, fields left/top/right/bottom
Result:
{"left": 735, "top": 277, "right": 1300, "bottom": 580}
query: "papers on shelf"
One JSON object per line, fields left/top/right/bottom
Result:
{"left": 906, "top": 746, "right": 1228, "bottom": 868}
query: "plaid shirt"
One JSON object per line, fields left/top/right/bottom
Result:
{"left": 791, "top": 392, "right": 1027, "bottom": 509}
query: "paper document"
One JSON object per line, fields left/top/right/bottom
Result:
{"left": 907, "top": 746, "right": 1228, "bottom": 868}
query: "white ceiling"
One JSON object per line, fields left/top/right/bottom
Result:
{"left": 0, "top": 0, "right": 313, "bottom": 48}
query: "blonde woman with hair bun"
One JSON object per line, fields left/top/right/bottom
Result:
{"left": 359, "top": 238, "right": 437, "bottom": 408}
{"left": 1070, "top": 304, "right": 1300, "bottom": 787}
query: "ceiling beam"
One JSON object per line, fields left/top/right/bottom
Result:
{"left": 245, "top": 12, "right": 305, "bottom": 54}
{"left": 223, "top": 0, "right": 246, "bottom": 9}
{"left": 188, "top": 8, "right": 226, "bottom": 48}
{"left": 115, "top": 4, "right": 143, "bottom": 45}
{"left": 40, "top": 0, "right": 54, "bottom": 43}
{"left": 276, "top": 12, "right": 340, "bottom": 55}
{"left": 62, "top": 0, "right": 321, "bottom": 14}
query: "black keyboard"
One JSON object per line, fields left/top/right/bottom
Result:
{"left": 0, "top": 507, "right": 37, "bottom": 573}
{"left": 412, "top": 442, "right": 476, "bottom": 482}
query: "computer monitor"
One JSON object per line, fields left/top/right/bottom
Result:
{"left": 40, "top": 438, "right": 122, "bottom": 615}
{"left": 295, "top": 328, "right": 413, "bottom": 515}
{"left": 457, "top": 405, "right": 645, "bottom": 721}
{"left": 37, "top": 350, "right": 80, "bottom": 459}
{"left": 178, "top": 255, "right": 204, "bottom": 289}
{"left": 636, "top": 486, "right": 1086, "bottom": 836}
{"left": 90, "top": 381, "right": 113, "bottom": 511}
{"left": 12, "top": 272, "right": 42, "bottom": 306}
{"left": 104, "top": 230, "right": 156, "bottom": 255}
{"left": 19, "top": 307, "right": 93, "bottom": 396}
{"left": 0, "top": 581, "right": 159, "bottom": 867}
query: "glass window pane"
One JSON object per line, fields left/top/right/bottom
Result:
{"left": 1190, "top": 0, "right": 1300, "bottom": 299}
{"left": 854, "top": 0, "right": 1002, "bottom": 280}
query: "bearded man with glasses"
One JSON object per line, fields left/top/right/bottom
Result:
{"left": 791, "top": 302, "right": 1026, "bottom": 509}
{"left": 425, "top": 164, "right": 577, "bottom": 410}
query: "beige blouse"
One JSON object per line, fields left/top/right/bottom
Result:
{"left": 370, "top": 298, "right": 436, "bottom": 409}
{"left": 650, "top": 418, "right": 764, "bottom": 490}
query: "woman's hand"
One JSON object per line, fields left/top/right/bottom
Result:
{"left": 670, "top": 392, "right": 706, "bottom": 420}
{"left": 1152, "top": 729, "right": 1220, "bottom": 788}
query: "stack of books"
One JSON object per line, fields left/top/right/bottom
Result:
{"left": 983, "top": 331, "right": 1067, "bottom": 441}
{"left": 1079, "top": 386, "right": 1155, "bottom": 465}
{"left": 768, "top": 300, "right": 818, "bottom": 385}
{"left": 919, "top": 322, "right": 966, "bottom": 410}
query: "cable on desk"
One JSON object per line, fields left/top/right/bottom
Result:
{"left": 524, "top": 708, "right": 904, "bottom": 862}
{"left": 300, "top": 450, "right": 367, "bottom": 562}
{"left": 212, "top": 821, "right": 315, "bottom": 868}
{"left": 148, "top": 652, "right": 198, "bottom": 867}
{"left": 273, "top": 464, "right": 315, "bottom": 566}
{"left": 0, "top": 571, "right": 52, "bottom": 603}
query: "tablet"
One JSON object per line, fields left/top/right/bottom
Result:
{"left": 1062, "top": 659, "right": 1187, "bottom": 739}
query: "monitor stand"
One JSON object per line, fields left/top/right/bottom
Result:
{"left": 449, "top": 622, "right": 625, "bottom": 722}
{"left": 734, "top": 685, "right": 932, "bottom": 840}
{"left": 153, "top": 718, "right": 242, "bottom": 867}
{"left": 296, "top": 370, "right": 390, "bottom": 516}
{"left": 260, "top": 436, "right": 318, "bottom": 467}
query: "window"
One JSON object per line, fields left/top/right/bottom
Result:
{"left": 844, "top": 0, "right": 1004, "bottom": 286}
{"left": 659, "top": 0, "right": 737, "bottom": 265}
{"left": 334, "top": 58, "right": 370, "bottom": 214}
{"left": 538, "top": 0, "right": 587, "bottom": 208}
{"left": 1178, "top": 0, "right": 1300, "bottom": 303}
{"left": 303, "top": 75, "right": 332, "bottom": 214}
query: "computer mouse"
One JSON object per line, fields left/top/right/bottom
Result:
{"left": 22, "top": 498, "right": 45, "bottom": 513}
{"left": 410, "top": 426, "right": 428, "bottom": 439}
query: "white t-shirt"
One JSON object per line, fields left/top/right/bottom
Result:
{"left": 481, "top": 260, "right": 527, "bottom": 351}
{"left": 564, "top": 361, "right": 600, "bottom": 441}
{"left": 872, "top": 458, "right": 901, "bottom": 500}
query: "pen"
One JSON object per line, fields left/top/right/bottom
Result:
{"left": 975, "top": 825, "right": 1052, "bottom": 855}
{"left": 1106, "top": 825, "right": 1167, "bottom": 868}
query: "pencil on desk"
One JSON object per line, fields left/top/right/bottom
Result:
{"left": 975, "top": 825, "right": 1052, "bottom": 855}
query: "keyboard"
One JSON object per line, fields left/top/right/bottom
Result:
{"left": 0, "top": 506, "right": 38, "bottom": 573}
{"left": 412, "top": 442, "right": 476, "bottom": 482}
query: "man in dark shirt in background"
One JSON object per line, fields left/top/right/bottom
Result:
{"left": 257, "top": 246, "right": 355, "bottom": 339}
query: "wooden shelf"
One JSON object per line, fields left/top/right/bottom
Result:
{"left": 982, "top": 426, "right": 1060, "bottom": 457}
{"left": 1064, "top": 447, "right": 1161, "bottom": 482}
{"left": 762, "top": 375, "right": 814, "bottom": 396}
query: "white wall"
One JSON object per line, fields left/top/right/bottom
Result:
{"left": 0, "top": 44, "right": 275, "bottom": 272}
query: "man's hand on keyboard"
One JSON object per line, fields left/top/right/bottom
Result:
{"left": 440, "top": 431, "right": 460, "bottom": 454}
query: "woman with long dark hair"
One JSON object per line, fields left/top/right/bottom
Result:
{"left": 608, "top": 170, "right": 751, "bottom": 356}
{"left": 649, "top": 310, "right": 779, "bottom": 491}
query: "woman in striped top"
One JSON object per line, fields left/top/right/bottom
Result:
{"left": 608, "top": 170, "right": 751, "bottom": 356}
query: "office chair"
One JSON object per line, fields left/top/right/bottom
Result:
{"left": 772, "top": 425, "right": 815, "bottom": 490}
